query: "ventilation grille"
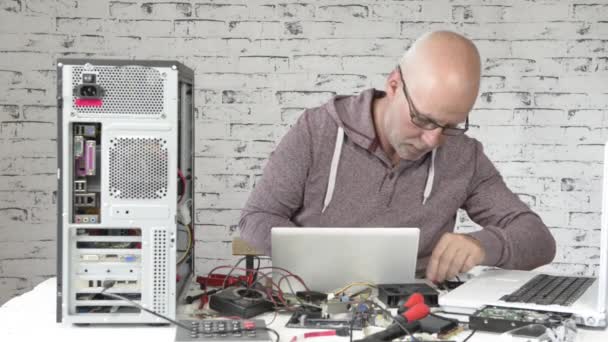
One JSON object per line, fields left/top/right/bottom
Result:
{"left": 152, "top": 228, "right": 168, "bottom": 314}
{"left": 108, "top": 138, "right": 168, "bottom": 200}
{"left": 71, "top": 65, "right": 165, "bottom": 115}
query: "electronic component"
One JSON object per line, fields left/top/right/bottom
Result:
{"left": 286, "top": 308, "right": 366, "bottom": 331}
{"left": 377, "top": 283, "right": 439, "bottom": 308}
{"left": 74, "top": 179, "right": 87, "bottom": 192}
{"left": 418, "top": 314, "right": 459, "bottom": 335}
{"left": 287, "top": 297, "right": 390, "bottom": 331}
{"left": 175, "top": 319, "right": 271, "bottom": 342}
{"left": 82, "top": 72, "right": 97, "bottom": 84}
{"left": 78, "top": 253, "right": 138, "bottom": 262}
{"left": 500, "top": 324, "right": 551, "bottom": 342}
{"left": 74, "top": 124, "right": 97, "bottom": 138}
{"left": 208, "top": 287, "right": 275, "bottom": 318}
{"left": 74, "top": 193, "right": 96, "bottom": 207}
{"left": 469, "top": 305, "right": 572, "bottom": 333}
{"left": 74, "top": 135, "right": 84, "bottom": 157}
{"left": 76, "top": 157, "right": 87, "bottom": 177}
{"left": 84, "top": 140, "right": 96, "bottom": 175}
{"left": 74, "top": 82, "right": 105, "bottom": 99}
{"left": 74, "top": 214, "right": 98, "bottom": 223}
{"left": 296, "top": 290, "right": 328, "bottom": 304}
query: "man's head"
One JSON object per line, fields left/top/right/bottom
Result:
{"left": 380, "top": 31, "right": 481, "bottom": 161}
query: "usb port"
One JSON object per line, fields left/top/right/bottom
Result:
{"left": 74, "top": 125, "right": 84, "bottom": 136}
{"left": 74, "top": 193, "right": 96, "bottom": 207}
{"left": 74, "top": 180, "right": 86, "bottom": 192}
{"left": 74, "top": 124, "right": 96, "bottom": 138}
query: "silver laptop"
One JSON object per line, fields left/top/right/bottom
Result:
{"left": 271, "top": 227, "right": 419, "bottom": 293}
{"left": 439, "top": 142, "right": 608, "bottom": 328}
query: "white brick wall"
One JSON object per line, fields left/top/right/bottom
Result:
{"left": 0, "top": 0, "right": 607, "bottom": 304}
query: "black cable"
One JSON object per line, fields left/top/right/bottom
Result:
{"left": 350, "top": 311, "right": 356, "bottom": 342}
{"left": 463, "top": 329, "right": 476, "bottom": 342}
{"left": 245, "top": 255, "right": 262, "bottom": 288}
{"left": 224, "top": 256, "right": 258, "bottom": 289}
{"left": 259, "top": 327, "right": 280, "bottom": 342}
{"left": 100, "top": 292, "right": 190, "bottom": 330}
{"left": 370, "top": 301, "right": 419, "bottom": 342}
{"left": 98, "top": 282, "right": 190, "bottom": 331}
{"left": 254, "top": 255, "right": 261, "bottom": 278}
{"left": 266, "top": 311, "right": 279, "bottom": 326}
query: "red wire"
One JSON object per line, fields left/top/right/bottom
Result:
{"left": 290, "top": 331, "right": 337, "bottom": 342}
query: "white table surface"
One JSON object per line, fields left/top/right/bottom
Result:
{"left": 1, "top": 278, "right": 607, "bottom": 341}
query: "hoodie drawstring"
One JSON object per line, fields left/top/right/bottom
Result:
{"left": 322, "top": 128, "right": 437, "bottom": 211}
{"left": 422, "top": 149, "right": 436, "bottom": 205}
{"left": 322, "top": 126, "right": 344, "bottom": 213}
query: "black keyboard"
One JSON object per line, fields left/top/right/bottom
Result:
{"left": 500, "top": 274, "right": 595, "bottom": 306}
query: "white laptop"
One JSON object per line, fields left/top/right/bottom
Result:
{"left": 439, "top": 143, "right": 608, "bottom": 327}
{"left": 271, "top": 227, "right": 419, "bottom": 293}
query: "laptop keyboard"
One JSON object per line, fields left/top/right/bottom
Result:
{"left": 500, "top": 274, "right": 595, "bottom": 306}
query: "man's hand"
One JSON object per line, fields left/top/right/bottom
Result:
{"left": 426, "top": 233, "right": 485, "bottom": 283}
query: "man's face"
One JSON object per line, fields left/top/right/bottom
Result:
{"left": 383, "top": 69, "right": 470, "bottom": 161}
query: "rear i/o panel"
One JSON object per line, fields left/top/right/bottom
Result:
{"left": 72, "top": 123, "right": 101, "bottom": 224}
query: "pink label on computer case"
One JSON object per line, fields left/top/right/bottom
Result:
{"left": 75, "top": 98, "right": 102, "bottom": 107}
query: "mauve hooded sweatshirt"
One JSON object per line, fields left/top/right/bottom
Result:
{"left": 239, "top": 89, "right": 556, "bottom": 272}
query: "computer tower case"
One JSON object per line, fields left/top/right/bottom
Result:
{"left": 56, "top": 59, "right": 194, "bottom": 324}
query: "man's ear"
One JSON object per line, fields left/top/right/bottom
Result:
{"left": 385, "top": 69, "right": 401, "bottom": 97}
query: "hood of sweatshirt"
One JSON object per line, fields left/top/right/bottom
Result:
{"left": 325, "top": 88, "right": 383, "bottom": 153}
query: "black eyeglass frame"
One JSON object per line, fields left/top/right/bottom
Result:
{"left": 397, "top": 65, "right": 469, "bottom": 136}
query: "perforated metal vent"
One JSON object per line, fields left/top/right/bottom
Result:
{"left": 152, "top": 228, "right": 168, "bottom": 314}
{"left": 71, "top": 65, "right": 165, "bottom": 115}
{"left": 108, "top": 138, "right": 168, "bottom": 200}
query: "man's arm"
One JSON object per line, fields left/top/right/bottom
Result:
{"left": 239, "top": 111, "right": 315, "bottom": 256}
{"left": 426, "top": 141, "right": 556, "bottom": 283}
{"left": 462, "top": 141, "right": 556, "bottom": 269}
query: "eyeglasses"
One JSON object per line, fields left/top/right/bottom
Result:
{"left": 397, "top": 65, "right": 469, "bottom": 136}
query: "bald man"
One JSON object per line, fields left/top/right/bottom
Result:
{"left": 239, "top": 31, "right": 556, "bottom": 283}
